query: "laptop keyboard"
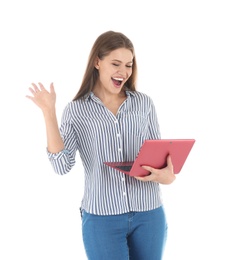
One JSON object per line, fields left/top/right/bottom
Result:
{"left": 115, "top": 165, "right": 132, "bottom": 171}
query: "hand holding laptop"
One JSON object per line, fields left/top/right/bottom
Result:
{"left": 135, "top": 155, "right": 176, "bottom": 184}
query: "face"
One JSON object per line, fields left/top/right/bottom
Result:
{"left": 94, "top": 48, "right": 133, "bottom": 96}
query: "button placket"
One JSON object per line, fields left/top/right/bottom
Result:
{"left": 114, "top": 116, "right": 128, "bottom": 198}
{"left": 121, "top": 177, "right": 127, "bottom": 197}
{"left": 114, "top": 119, "right": 123, "bottom": 160}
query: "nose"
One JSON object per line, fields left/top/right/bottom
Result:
{"left": 117, "top": 65, "right": 128, "bottom": 76}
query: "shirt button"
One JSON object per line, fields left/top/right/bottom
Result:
{"left": 114, "top": 120, "right": 118, "bottom": 124}
{"left": 123, "top": 192, "right": 126, "bottom": 196}
{"left": 121, "top": 177, "right": 125, "bottom": 182}
{"left": 118, "top": 148, "right": 122, "bottom": 152}
{"left": 117, "top": 134, "right": 120, "bottom": 137}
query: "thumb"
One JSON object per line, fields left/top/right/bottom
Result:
{"left": 167, "top": 155, "right": 174, "bottom": 171}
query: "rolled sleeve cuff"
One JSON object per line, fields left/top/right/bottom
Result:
{"left": 46, "top": 148, "right": 70, "bottom": 159}
{"left": 46, "top": 148, "right": 73, "bottom": 175}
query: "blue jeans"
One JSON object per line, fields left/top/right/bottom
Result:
{"left": 81, "top": 206, "right": 167, "bottom": 260}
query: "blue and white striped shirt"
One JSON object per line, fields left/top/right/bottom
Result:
{"left": 47, "top": 90, "right": 163, "bottom": 215}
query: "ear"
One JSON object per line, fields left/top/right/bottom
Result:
{"left": 94, "top": 57, "right": 100, "bottom": 69}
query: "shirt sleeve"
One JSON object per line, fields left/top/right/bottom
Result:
{"left": 147, "top": 97, "right": 161, "bottom": 139}
{"left": 47, "top": 103, "right": 78, "bottom": 175}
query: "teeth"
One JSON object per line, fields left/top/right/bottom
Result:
{"left": 113, "top": 77, "right": 123, "bottom": 81}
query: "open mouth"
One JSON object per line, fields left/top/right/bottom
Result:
{"left": 112, "top": 77, "right": 123, "bottom": 87}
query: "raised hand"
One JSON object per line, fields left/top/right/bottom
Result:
{"left": 26, "top": 82, "right": 64, "bottom": 153}
{"left": 26, "top": 82, "right": 56, "bottom": 112}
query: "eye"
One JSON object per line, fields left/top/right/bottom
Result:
{"left": 126, "top": 65, "right": 133, "bottom": 68}
{"left": 112, "top": 63, "right": 119, "bottom": 66}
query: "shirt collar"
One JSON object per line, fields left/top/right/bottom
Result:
{"left": 85, "top": 89, "right": 135, "bottom": 102}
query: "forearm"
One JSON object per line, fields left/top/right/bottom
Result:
{"left": 43, "top": 109, "right": 64, "bottom": 153}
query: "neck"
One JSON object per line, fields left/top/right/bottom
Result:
{"left": 93, "top": 87, "right": 126, "bottom": 103}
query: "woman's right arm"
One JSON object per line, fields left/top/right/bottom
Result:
{"left": 26, "top": 82, "right": 64, "bottom": 153}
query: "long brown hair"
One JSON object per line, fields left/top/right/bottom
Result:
{"left": 73, "top": 31, "right": 137, "bottom": 101}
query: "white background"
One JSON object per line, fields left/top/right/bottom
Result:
{"left": 0, "top": 0, "right": 229, "bottom": 259}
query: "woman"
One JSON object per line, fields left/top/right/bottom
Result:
{"left": 26, "top": 30, "right": 175, "bottom": 260}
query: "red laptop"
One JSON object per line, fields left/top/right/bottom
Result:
{"left": 104, "top": 139, "right": 195, "bottom": 177}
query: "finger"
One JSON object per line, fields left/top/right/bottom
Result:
{"left": 25, "top": 94, "right": 33, "bottom": 100}
{"left": 28, "top": 86, "right": 36, "bottom": 95}
{"left": 134, "top": 176, "right": 145, "bottom": 181}
{"left": 141, "top": 165, "right": 154, "bottom": 172}
{"left": 50, "top": 82, "right": 55, "bottom": 93}
{"left": 38, "top": 82, "right": 45, "bottom": 90}
{"left": 31, "top": 83, "right": 40, "bottom": 92}
{"left": 135, "top": 172, "right": 156, "bottom": 182}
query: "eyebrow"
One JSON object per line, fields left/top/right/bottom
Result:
{"left": 111, "top": 59, "right": 133, "bottom": 64}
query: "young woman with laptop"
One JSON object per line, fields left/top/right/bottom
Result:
{"left": 26, "top": 31, "right": 176, "bottom": 260}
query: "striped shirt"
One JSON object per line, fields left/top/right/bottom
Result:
{"left": 47, "top": 90, "right": 163, "bottom": 215}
